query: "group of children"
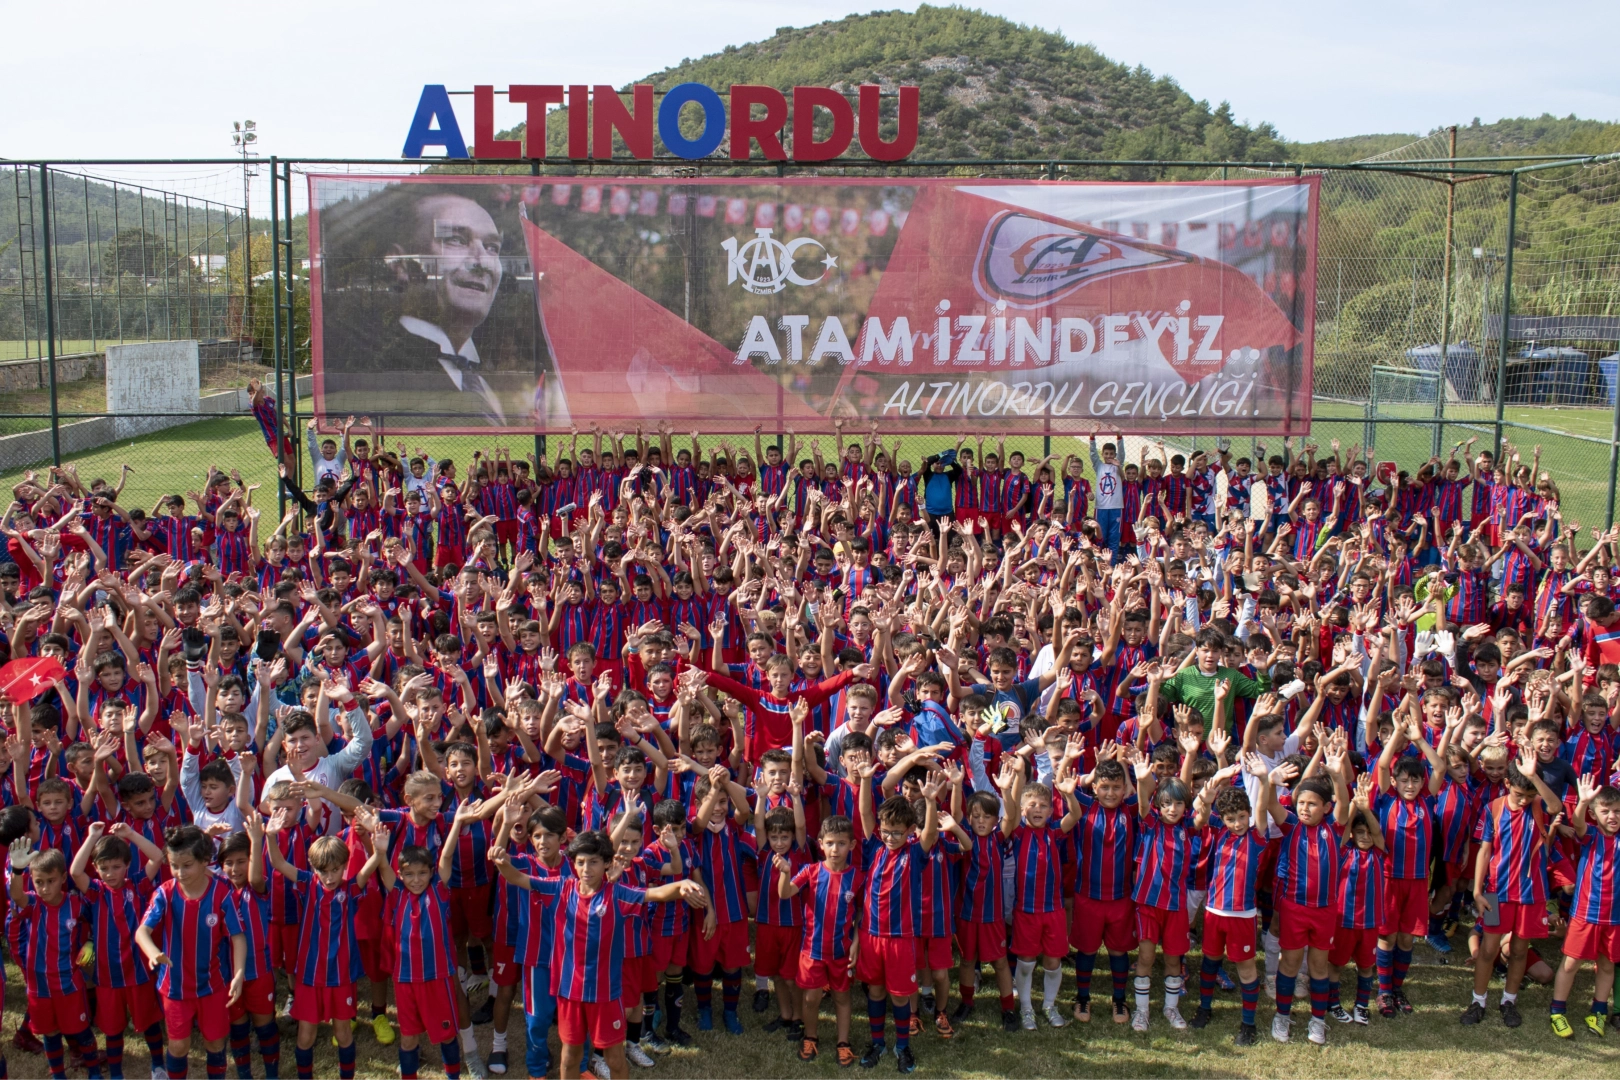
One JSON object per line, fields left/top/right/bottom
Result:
{"left": 0, "top": 396, "right": 1611, "bottom": 1080}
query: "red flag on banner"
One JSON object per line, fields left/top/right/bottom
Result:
{"left": 521, "top": 212, "right": 821, "bottom": 425}
{"left": 0, "top": 656, "right": 66, "bottom": 703}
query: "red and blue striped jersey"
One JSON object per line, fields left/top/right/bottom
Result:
{"left": 1573, "top": 827, "right": 1620, "bottom": 926}
{"left": 1276, "top": 812, "right": 1341, "bottom": 909}
{"left": 141, "top": 877, "right": 245, "bottom": 1000}
{"left": 8, "top": 888, "right": 89, "bottom": 996}
{"left": 587, "top": 599, "right": 629, "bottom": 662}
{"left": 385, "top": 881, "right": 458, "bottom": 982}
{"left": 532, "top": 877, "right": 647, "bottom": 1003}
{"left": 757, "top": 844, "right": 812, "bottom": 928}
{"left": 81, "top": 878, "right": 150, "bottom": 989}
{"left": 1133, "top": 811, "right": 1195, "bottom": 912}
{"left": 954, "top": 831, "right": 1007, "bottom": 924}
{"left": 1470, "top": 475, "right": 1495, "bottom": 520}
{"left": 1160, "top": 473, "right": 1187, "bottom": 518}
{"left": 1291, "top": 518, "right": 1324, "bottom": 560}
{"left": 291, "top": 870, "right": 367, "bottom": 987}
{"left": 148, "top": 514, "right": 200, "bottom": 561}
{"left": 444, "top": 816, "right": 492, "bottom": 889}
{"left": 916, "top": 834, "right": 958, "bottom": 937}
{"left": 637, "top": 840, "right": 695, "bottom": 938}
{"left": 229, "top": 882, "right": 273, "bottom": 984}
{"left": 978, "top": 468, "right": 1007, "bottom": 513}
{"left": 1374, "top": 792, "right": 1432, "bottom": 879}
{"left": 794, "top": 862, "right": 863, "bottom": 961}
{"left": 1202, "top": 826, "right": 1267, "bottom": 914}
{"left": 1010, "top": 821, "right": 1066, "bottom": 914}
{"left": 1336, "top": 842, "right": 1387, "bottom": 929}
{"left": 860, "top": 837, "right": 922, "bottom": 937}
{"left": 1444, "top": 568, "right": 1489, "bottom": 625}
{"left": 376, "top": 809, "right": 447, "bottom": 870}
{"left": 1432, "top": 777, "right": 1479, "bottom": 865}
{"left": 692, "top": 820, "right": 756, "bottom": 925}
{"left": 1476, "top": 798, "right": 1549, "bottom": 905}
{"left": 1073, "top": 791, "right": 1137, "bottom": 902}
{"left": 512, "top": 856, "right": 572, "bottom": 969}
{"left": 585, "top": 781, "right": 657, "bottom": 835}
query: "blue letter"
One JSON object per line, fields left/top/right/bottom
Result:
{"left": 402, "top": 84, "right": 468, "bottom": 159}
{"left": 657, "top": 82, "right": 726, "bottom": 160}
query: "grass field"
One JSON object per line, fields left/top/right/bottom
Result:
{"left": 0, "top": 339, "right": 100, "bottom": 362}
{"left": 0, "top": 939, "right": 1612, "bottom": 1078}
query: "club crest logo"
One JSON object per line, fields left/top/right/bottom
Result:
{"left": 973, "top": 211, "right": 1190, "bottom": 307}
{"left": 205, "top": 914, "right": 219, "bottom": 928}
{"left": 722, "top": 228, "right": 836, "bottom": 295}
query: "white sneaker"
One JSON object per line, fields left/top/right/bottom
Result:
{"left": 1307, "top": 1017, "right": 1327, "bottom": 1045}
{"left": 1021, "top": 1003, "right": 1037, "bottom": 1030}
{"left": 1264, "top": 974, "right": 1277, "bottom": 1000}
{"left": 462, "top": 971, "right": 490, "bottom": 998}
{"left": 1132, "top": 1005, "right": 1150, "bottom": 1033}
{"left": 1271, "top": 1014, "right": 1291, "bottom": 1043}
{"left": 151, "top": 1067, "right": 167, "bottom": 1080}
{"left": 625, "top": 1042, "right": 656, "bottom": 1068}
{"left": 463, "top": 1052, "right": 490, "bottom": 1080}
{"left": 1163, "top": 1005, "right": 1187, "bottom": 1031}
{"left": 1044, "top": 1005, "right": 1068, "bottom": 1028}
{"left": 589, "top": 1052, "right": 612, "bottom": 1080}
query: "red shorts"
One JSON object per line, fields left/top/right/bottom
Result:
{"left": 291, "top": 982, "right": 358, "bottom": 1024}
{"left": 226, "top": 974, "right": 276, "bottom": 1025}
{"left": 396, "top": 977, "right": 459, "bottom": 1041}
{"left": 496, "top": 521, "right": 518, "bottom": 547}
{"left": 450, "top": 883, "right": 493, "bottom": 941}
{"left": 1329, "top": 926, "right": 1378, "bottom": 970}
{"left": 97, "top": 981, "right": 164, "bottom": 1035}
{"left": 955, "top": 920, "right": 1007, "bottom": 965}
{"left": 28, "top": 990, "right": 90, "bottom": 1036}
{"left": 435, "top": 544, "right": 466, "bottom": 570}
{"left": 1278, "top": 898, "right": 1337, "bottom": 952}
{"left": 916, "top": 934, "right": 953, "bottom": 972}
{"left": 556, "top": 997, "right": 625, "bottom": 1049}
{"left": 798, "top": 952, "right": 853, "bottom": 994}
{"left": 1071, "top": 896, "right": 1136, "bottom": 955}
{"left": 1443, "top": 855, "right": 1470, "bottom": 886}
{"left": 358, "top": 934, "right": 389, "bottom": 984}
{"left": 1010, "top": 909, "right": 1068, "bottom": 959}
{"left": 1478, "top": 899, "right": 1548, "bottom": 940}
{"left": 163, "top": 992, "right": 230, "bottom": 1043}
{"left": 1380, "top": 877, "right": 1430, "bottom": 938}
{"left": 689, "top": 919, "right": 751, "bottom": 973}
{"left": 620, "top": 954, "right": 658, "bottom": 1000}
{"left": 490, "top": 940, "right": 521, "bottom": 988}
{"left": 1563, "top": 918, "right": 1620, "bottom": 962}
{"left": 651, "top": 929, "right": 688, "bottom": 973}
{"left": 754, "top": 923, "right": 803, "bottom": 981}
{"left": 854, "top": 932, "right": 918, "bottom": 999}
{"left": 1135, "top": 904, "right": 1191, "bottom": 956}
{"left": 273, "top": 923, "right": 301, "bottom": 972}
{"left": 1202, "top": 912, "right": 1258, "bottom": 964}
{"left": 979, "top": 512, "right": 1006, "bottom": 535}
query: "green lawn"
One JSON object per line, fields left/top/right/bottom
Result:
{"left": 0, "top": 943, "right": 1610, "bottom": 1078}
{"left": 0, "top": 339, "right": 101, "bottom": 361}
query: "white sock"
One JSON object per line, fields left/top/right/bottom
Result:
{"left": 1262, "top": 932, "right": 1281, "bottom": 977}
{"left": 1501, "top": 992, "right": 1517, "bottom": 1005}
{"left": 1134, "top": 975, "right": 1152, "bottom": 1012}
{"left": 1164, "top": 976, "right": 1184, "bottom": 1010}
{"left": 1473, "top": 991, "right": 1488, "bottom": 1007}
{"left": 756, "top": 975, "right": 770, "bottom": 992}
{"left": 1015, "top": 959, "right": 1036, "bottom": 1008}
{"left": 460, "top": 1025, "right": 477, "bottom": 1051}
{"left": 491, "top": 1031, "right": 507, "bottom": 1052}
{"left": 1042, "top": 967, "right": 1063, "bottom": 1009}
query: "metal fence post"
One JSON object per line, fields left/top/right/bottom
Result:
{"left": 269, "top": 156, "right": 285, "bottom": 519}
{"left": 282, "top": 161, "right": 300, "bottom": 495}
{"left": 1608, "top": 357, "right": 1620, "bottom": 528}
{"left": 1491, "top": 173, "right": 1518, "bottom": 460}
{"left": 39, "top": 164, "right": 61, "bottom": 466}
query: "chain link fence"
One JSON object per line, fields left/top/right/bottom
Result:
{"left": 2, "top": 147, "right": 1617, "bottom": 525}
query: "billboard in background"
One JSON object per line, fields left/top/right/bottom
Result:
{"left": 308, "top": 174, "right": 1317, "bottom": 434}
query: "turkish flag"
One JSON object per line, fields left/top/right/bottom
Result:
{"left": 0, "top": 656, "right": 66, "bottom": 703}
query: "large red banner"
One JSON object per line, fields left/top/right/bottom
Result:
{"left": 308, "top": 174, "right": 1317, "bottom": 434}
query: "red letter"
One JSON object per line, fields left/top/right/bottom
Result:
{"left": 472, "top": 86, "right": 521, "bottom": 159}
{"left": 508, "top": 85, "right": 565, "bottom": 158}
{"left": 791, "top": 86, "right": 854, "bottom": 162}
{"left": 858, "top": 84, "right": 918, "bottom": 162}
{"left": 593, "top": 84, "right": 655, "bottom": 160}
{"left": 728, "top": 85, "right": 788, "bottom": 161}
{"left": 567, "top": 85, "right": 590, "bottom": 159}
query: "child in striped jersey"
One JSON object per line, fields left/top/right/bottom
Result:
{"left": 1189, "top": 763, "right": 1264, "bottom": 1044}
{"left": 1328, "top": 774, "right": 1387, "bottom": 1027}
{"left": 1549, "top": 775, "right": 1620, "bottom": 1037}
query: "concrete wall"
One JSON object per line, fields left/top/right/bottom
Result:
{"left": 106, "top": 341, "right": 202, "bottom": 440}
{"left": 0, "top": 353, "right": 103, "bottom": 393}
